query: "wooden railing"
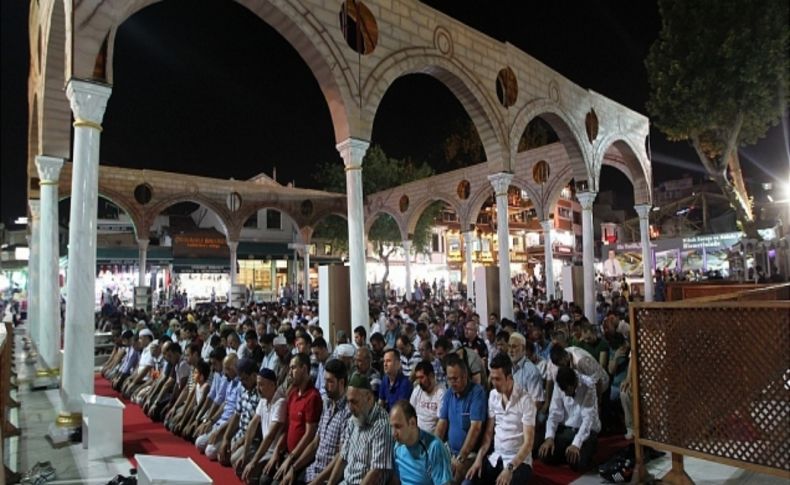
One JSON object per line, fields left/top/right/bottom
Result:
{"left": 0, "top": 321, "right": 20, "bottom": 484}
{"left": 629, "top": 285, "right": 790, "bottom": 484}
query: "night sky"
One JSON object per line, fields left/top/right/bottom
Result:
{"left": 2, "top": 0, "right": 788, "bottom": 227}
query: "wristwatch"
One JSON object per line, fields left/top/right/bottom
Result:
{"left": 506, "top": 463, "right": 514, "bottom": 472}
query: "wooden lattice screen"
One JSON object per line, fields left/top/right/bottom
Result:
{"left": 630, "top": 299, "right": 790, "bottom": 482}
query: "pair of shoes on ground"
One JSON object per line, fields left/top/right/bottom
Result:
{"left": 20, "top": 461, "right": 55, "bottom": 484}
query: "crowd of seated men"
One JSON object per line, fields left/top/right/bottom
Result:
{"left": 99, "top": 282, "right": 635, "bottom": 485}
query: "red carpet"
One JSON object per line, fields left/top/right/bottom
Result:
{"left": 95, "top": 374, "right": 626, "bottom": 485}
{"left": 94, "top": 375, "right": 243, "bottom": 484}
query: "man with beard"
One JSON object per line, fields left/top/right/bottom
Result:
{"left": 279, "top": 359, "right": 351, "bottom": 485}
{"left": 326, "top": 374, "right": 393, "bottom": 485}
{"left": 409, "top": 361, "right": 446, "bottom": 434}
{"left": 390, "top": 401, "right": 452, "bottom": 485}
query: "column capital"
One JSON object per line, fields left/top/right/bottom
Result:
{"left": 487, "top": 172, "right": 514, "bottom": 196}
{"left": 66, "top": 79, "right": 111, "bottom": 127}
{"left": 336, "top": 138, "right": 370, "bottom": 169}
{"left": 576, "top": 191, "right": 597, "bottom": 210}
{"left": 226, "top": 240, "right": 239, "bottom": 251}
{"left": 634, "top": 204, "right": 652, "bottom": 220}
{"left": 35, "top": 156, "right": 65, "bottom": 183}
{"left": 540, "top": 219, "right": 554, "bottom": 232}
{"left": 137, "top": 239, "right": 150, "bottom": 251}
{"left": 462, "top": 231, "right": 475, "bottom": 242}
{"left": 29, "top": 199, "right": 41, "bottom": 220}
{"left": 402, "top": 239, "right": 412, "bottom": 250}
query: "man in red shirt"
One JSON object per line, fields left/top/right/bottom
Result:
{"left": 261, "top": 353, "right": 321, "bottom": 482}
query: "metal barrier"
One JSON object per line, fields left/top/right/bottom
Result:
{"left": 629, "top": 286, "right": 790, "bottom": 484}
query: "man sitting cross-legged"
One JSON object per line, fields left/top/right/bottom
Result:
{"left": 239, "top": 368, "right": 286, "bottom": 484}
{"left": 538, "top": 367, "right": 601, "bottom": 471}
{"left": 215, "top": 358, "right": 261, "bottom": 466}
{"left": 196, "top": 353, "right": 242, "bottom": 459}
{"left": 464, "top": 354, "right": 535, "bottom": 485}
{"left": 391, "top": 400, "right": 452, "bottom": 485}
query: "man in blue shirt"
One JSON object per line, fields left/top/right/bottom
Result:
{"left": 379, "top": 348, "right": 413, "bottom": 411}
{"left": 391, "top": 400, "right": 452, "bottom": 485}
{"left": 435, "top": 353, "right": 487, "bottom": 484}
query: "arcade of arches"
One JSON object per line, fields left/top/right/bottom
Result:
{"left": 28, "top": 0, "right": 652, "bottom": 422}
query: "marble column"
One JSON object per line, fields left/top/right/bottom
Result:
{"left": 488, "top": 172, "right": 515, "bottom": 321}
{"left": 36, "top": 156, "right": 64, "bottom": 375}
{"left": 463, "top": 231, "right": 475, "bottom": 303}
{"left": 337, "top": 138, "right": 370, "bottom": 333}
{"left": 540, "top": 219, "right": 555, "bottom": 300}
{"left": 228, "top": 240, "right": 238, "bottom": 286}
{"left": 59, "top": 79, "right": 111, "bottom": 425}
{"left": 634, "top": 204, "right": 654, "bottom": 302}
{"left": 303, "top": 244, "right": 311, "bottom": 301}
{"left": 577, "top": 191, "right": 597, "bottom": 322}
{"left": 402, "top": 240, "right": 412, "bottom": 300}
{"left": 28, "top": 200, "right": 41, "bottom": 347}
{"left": 137, "top": 238, "right": 149, "bottom": 287}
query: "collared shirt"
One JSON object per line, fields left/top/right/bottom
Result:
{"left": 438, "top": 383, "right": 487, "bottom": 455}
{"left": 487, "top": 385, "right": 536, "bottom": 467}
{"left": 261, "top": 350, "right": 281, "bottom": 374}
{"left": 400, "top": 351, "right": 422, "bottom": 378}
{"left": 314, "top": 360, "right": 328, "bottom": 399}
{"left": 358, "top": 368, "right": 382, "bottom": 395}
{"left": 393, "top": 429, "right": 452, "bottom": 485}
{"left": 119, "top": 347, "right": 140, "bottom": 375}
{"left": 546, "top": 346, "right": 610, "bottom": 392}
{"left": 208, "top": 371, "right": 229, "bottom": 405}
{"left": 232, "top": 383, "right": 261, "bottom": 445}
{"left": 218, "top": 378, "right": 242, "bottom": 425}
{"left": 379, "top": 373, "right": 413, "bottom": 412}
{"left": 201, "top": 339, "right": 213, "bottom": 361}
{"left": 534, "top": 340, "right": 552, "bottom": 361}
{"left": 340, "top": 403, "right": 393, "bottom": 485}
{"left": 545, "top": 371, "right": 601, "bottom": 449}
{"left": 409, "top": 384, "right": 446, "bottom": 434}
{"left": 255, "top": 389, "right": 286, "bottom": 461}
{"left": 306, "top": 396, "right": 351, "bottom": 481}
{"left": 513, "top": 356, "right": 545, "bottom": 403}
{"left": 285, "top": 386, "right": 322, "bottom": 452}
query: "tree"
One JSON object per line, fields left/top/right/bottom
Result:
{"left": 645, "top": 0, "right": 789, "bottom": 237}
{"left": 313, "top": 145, "right": 437, "bottom": 285}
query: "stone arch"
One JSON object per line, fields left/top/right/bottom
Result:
{"left": 308, "top": 209, "right": 348, "bottom": 229}
{"left": 76, "top": 0, "right": 355, "bottom": 143}
{"left": 364, "top": 209, "right": 407, "bottom": 241}
{"left": 463, "top": 183, "right": 496, "bottom": 231}
{"left": 544, "top": 166, "right": 576, "bottom": 220}
{"left": 236, "top": 202, "right": 303, "bottom": 234}
{"left": 509, "top": 100, "right": 590, "bottom": 184}
{"left": 58, "top": 190, "right": 143, "bottom": 240}
{"left": 594, "top": 135, "right": 652, "bottom": 205}
{"left": 364, "top": 52, "right": 506, "bottom": 169}
{"left": 144, "top": 194, "right": 232, "bottom": 239}
{"left": 405, "top": 193, "right": 462, "bottom": 237}
{"left": 28, "top": 96, "right": 39, "bottom": 170}
{"left": 39, "top": 0, "right": 71, "bottom": 159}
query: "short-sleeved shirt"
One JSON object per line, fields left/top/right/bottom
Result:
{"left": 285, "top": 386, "right": 322, "bottom": 452}
{"left": 233, "top": 384, "right": 261, "bottom": 444}
{"left": 409, "top": 385, "right": 446, "bottom": 434}
{"left": 340, "top": 403, "right": 393, "bottom": 485}
{"left": 400, "top": 351, "right": 422, "bottom": 378}
{"left": 487, "top": 386, "right": 536, "bottom": 467}
{"left": 394, "top": 429, "right": 452, "bottom": 485}
{"left": 306, "top": 397, "right": 351, "bottom": 481}
{"left": 513, "top": 357, "right": 545, "bottom": 403}
{"left": 379, "top": 373, "right": 413, "bottom": 412}
{"left": 218, "top": 378, "right": 242, "bottom": 425}
{"left": 439, "top": 383, "right": 487, "bottom": 455}
{"left": 208, "top": 371, "right": 229, "bottom": 405}
{"left": 255, "top": 390, "right": 286, "bottom": 460}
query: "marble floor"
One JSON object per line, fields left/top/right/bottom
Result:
{"left": 6, "top": 328, "right": 789, "bottom": 485}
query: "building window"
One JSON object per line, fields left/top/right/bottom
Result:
{"left": 244, "top": 214, "right": 258, "bottom": 228}
{"left": 557, "top": 207, "right": 571, "bottom": 219}
{"left": 324, "top": 243, "right": 333, "bottom": 255}
{"left": 573, "top": 211, "right": 581, "bottom": 225}
{"left": 432, "top": 233, "right": 441, "bottom": 253}
{"left": 266, "top": 210, "right": 281, "bottom": 230}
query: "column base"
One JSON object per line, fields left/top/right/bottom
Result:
{"left": 35, "top": 367, "right": 60, "bottom": 378}
{"left": 55, "top": 411, "right": 82, "bottom": 428}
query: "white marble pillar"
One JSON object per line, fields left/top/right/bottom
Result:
{"left": 337, "top": 138, "right": 370, "bottom": 333}
{"left": 303, "top": 245, "right": 311, "bottom": 301}
{"left": 228, "top": 240, "right": 238, "bottom": 286}
{"left": 60, "top": 80, "right": 111, "bottom": 424}
{"left": 137, "top": 239, "right": 149, "bottom": 287}
{"left": 27, "top": 201, "right": 41, "bottom": 348}
{"left": 634, "top": 204, "right": 654, "bottom": 302}
{"left": 577, "top": 191, "right": 597, "bottom": 321}
{"left": 463, "top": 231, "right": 475, "bottom": 303}
{"left": 36, "top": 157, "right": 64, "bottom": 374}
{"left": 540, "top": 219, "right": 555, "bottom": 300}
{"left": 402, "top": 240, "right": 412, "bottom": 300}
{"left": 488, "top": 172, "right": 515, "bottom": 321}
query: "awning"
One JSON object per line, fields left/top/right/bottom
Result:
{"left": 237, "top": 242, "right": 292, "bottom": 260}
{"left": 96, "top": 246, "right": 172, "bottom": 264}
{"left": 172, "top": 258, "right": 230, "bottom": 273}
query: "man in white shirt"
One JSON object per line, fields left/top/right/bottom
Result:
{"left": 539, "top": 367, "right": 600, "bottom": 471}
{"left": 239, "top": 368, "right": 285, "bottom": 482}
{"left": 409, "top": 361, "right": 446, "bottom": 434}
{"left": 466, "top": 353, "right": 535, "bottom": 484}
{"left": 547, "top": 346, "right": 610, "bottom": 397}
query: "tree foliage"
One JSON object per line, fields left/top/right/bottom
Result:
{"left": 313, "top": 145, "right": 437, "bottom": 283}
{"left": 645, "top": 0, "right": 789, "bottom": 236}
